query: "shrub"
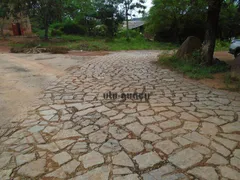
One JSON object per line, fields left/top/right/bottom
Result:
{"left": 117, "top": 29, "right": 142, "bottom": 38}
{"left": 92, "top": 25, "right": 107, "bottom": 37}
{"left": 51, "top": 29, "right": 63, "bottom": 37}
{"left": 78, "top": 42, "right": 108, "bottom": 51}
{"left": 62, "top": 22, "right": 86, "bottom": 35}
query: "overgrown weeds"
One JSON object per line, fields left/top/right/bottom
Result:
{"left": 158, "top": 52, "right": 230, "bottom": 79}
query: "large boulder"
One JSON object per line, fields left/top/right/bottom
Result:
{"left": 231, "top": 56, "right": 240, "bottom": 80}
{"left": 176, "top": 36, "right": 202, "bottom": 58}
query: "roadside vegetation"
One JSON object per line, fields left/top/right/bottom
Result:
{"left": 158, "top": 53, "right": 240, "bottom": 91}
{"left": 10, "top": 33, "right": 178, "bottom": 51}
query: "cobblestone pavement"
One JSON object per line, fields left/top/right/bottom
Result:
{"left": 0, "top": 51, "right": 240, "bottom": 180}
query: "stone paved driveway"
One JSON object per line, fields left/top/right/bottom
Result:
{"left": 0, "top": 51, "right": 240, "bottom": 180}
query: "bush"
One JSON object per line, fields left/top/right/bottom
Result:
{"left": 159, "top": 52, "right": 230, "bottom": 79}
{"left": 51, "top": 29, "right": 63, "bottom": 37}
{"left": 215, "top": 40, "right": 230, "bottom": 51}
{"left": 62, "top": 22, "right": 86, "bottom": 35}
{"left": 117, "top": 29, "right": 143, "bottom": 39}
{"left": 92, "top": 25, "right": 107, "bottom": 37}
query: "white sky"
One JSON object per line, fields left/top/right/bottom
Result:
{"left": 145, "top": 0, "right": 153, "bottom": 12}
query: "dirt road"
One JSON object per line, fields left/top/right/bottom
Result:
{"left": 0, "top": 53, "right": 96, "bottom": 128}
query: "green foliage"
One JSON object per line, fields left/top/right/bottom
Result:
{"left": 92, "top": 25, "right": 107, "bottom": 36}
{"left": 159, "top": 53, "right": 230, "bottom": 79}
{"left": 117, "top": 29, "right": 142, "bottom": 38}
{"left": 215, "top": 40, "right": 231, "bottom": 51}
{"left": 62, "top": 21, "right": 86, "bottom": 35}
{"left": 51, "top": 29, "right": 63, "bottom": 37}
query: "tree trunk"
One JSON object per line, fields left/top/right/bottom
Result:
{"left": 0, "top": 18, "right": 5, "bottom": 37}
{"left": 125, "top": 1, "right": 130, "bottom": 41}
{"left": 202, "top": 0, "right": 222, "bottom": 65}
{"left": 44, "top": 24, "right": 49, "bottom": 40}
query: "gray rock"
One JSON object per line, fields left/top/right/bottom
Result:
{"left": 133, "top": 152, "right": 162, "bottom": 170}
{"left": 169, "top": 148, "right": 203, "bottom": 169}
{"left": 112, "top": 151, "right": 134, "bottom": 167}
{"left": 17, "top": 159, "right": 46, "bottom": 177}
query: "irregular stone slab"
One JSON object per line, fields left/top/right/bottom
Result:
{"left": 114, "top": 174, "right": 139, "bottom": 180}
{"left": 180, "top": 112, "right": 199, "bottom": 122}
{"left": 76, "top": 108, "right": 96, "bottom": 116}
{"left": 192, "top": 145, "right": 211, "bottom": 155}
{"left": 211, "top": 141, "right": 231, "bottom": 157}
{"left": 213, "top": 136, "right": 238, "bottom": 150}
{"left": 45, "top": 167, "right": 67, "bottom": 179}
{"left": 147, "top": 124, "right": 162, "bottom": 133}
{"left": 113, "top": 168, "right": 132, "bottom": 175}
{"left": 126, "top": 122, "right": 145, "bottom": 136}
{"left": 200, "top": 122, "right": 218, "bottom": 135}
{"left": 18, "top": 159, "right": 46, "bottom": 178}
{"left": 28, "top": 125, "right": 45, "bottom": 133}
{"left": 55, "top": 139, "right": 76, "bottom": 149}
{"left": 120, "top": 139, "right": 144, "bottom": 153}
{"left": 52, "top": 151, "right": 72, "bottom": 165}
{"left": 112, "top": 151, "right": 134, "bottom": 167}
{"left": 0, "top": 155, "right": 12, "bottom": 169}
{"left": 159, "top": 111, "right": 177, "bottom": 118}
{"left": 231, "top": 157, "right": 240, "bottom": 170}
{"left": 221, "top": 122, "right": 240, "bottom": 133}
{"left": 219, "top": 133, "right": 240, "bottom": 142}
{"left": 115, "top": 117, "right": 136, "bottom": 125}
{"left": 133, "top": 152, "right": 162, "bottom": 170}
{"left": 16, "top": 153, "right": 35, "bottom": 166}
{"left": 37, "top": 142, "right": 59, "bottom": 152}
{"left": 188, "top": 166, "right": 218, "bottom": 180}
{"left": 183, "top": 132, "right": 210, "bottom": 146}
{"left": 142, "top": 164, "right": 175, "bottom": 180}
{"left": 71, "top": 165, "right": 110, "bottom": 180}
{"left": 109, "top": 126, "right": 129, "bottom": 140}
{"left": 141, "top": 131, "right": 161, "bottom": 142}
{"left": 89, "top": 130, "right": 108, "bottom": 143}
{"left": 43, "top": 126, "right": 60, "bottom": 134}
{"left": 203, "top": 116, "right": 226, "bottom": 125}
{"left": 0, "top": 169, "right": 12, "bottom": 180}
{"left": 80, "top": 125, "right": 99, "bottom": 135}
{"left": 154, "top": 140, "right": 179, "bottom": 154}
{"left": 95, "top": 118, "right": 110, "bottom": 127}
{"left": 174, "top": 137, "right": 192, "bottom": 146}
{"left": 138, "top": 116, "right": 156, "bottom": 125}
{"left": 71, "top": 142, "right": 88, "bottom": 154}
{"left": 79, "top": 151, "right": 104, "bottom": 168}
{"left": 182, "top": 121, "right": 199, "bottom": 131}
{"left": 159, "top": 119, "right": 181, "bottom": 129}
{"left": 169, "top": 148, "right": 203, "bottom": 169}
{"left": 52, "top": 129, "right": 82, "bottom": 140}
{"left": 99, "top": 139, "right": 121, "bottom": 154}
{"left": 207, "top": 153, "right": 228, "bottom": 165}
{"left": 219, "top": 166, "right": 240, "bottom": 180}
{"left": 61, "top": 159, "right": 80, "bottom": 174}
{"left": 233, "top": 149, "right": 240, "bottom": 159}
{"left": 95, "top": 105, "right": 110, "bottom": 112}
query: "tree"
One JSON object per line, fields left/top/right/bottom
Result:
{"left": 94, "top": 0, "right": 124, "bottom": 38}
{"left": 121, "top": 0, "right": 146, "bottom": 40}
{"left": 202, "top": 0, "right": 223, "bottom": 65}
{"left": 146, "top": 0, "right": 207, "bottom": 42}
{"left": 0, "top": 0, "right": 10, "bottom": 37}
{"left": 20, "top": 0, "right": 64, "bottom": 40}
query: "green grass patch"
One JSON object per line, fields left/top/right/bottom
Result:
{"left": 9, "top": 35, "right": 178, "bottom": 51}
{"left": 159, "top": 54, "right": 230, "bottom": 79}
{"left": 215, "top": 39, "right": 231, "bottom": 51}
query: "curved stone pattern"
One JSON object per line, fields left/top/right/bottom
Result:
{"left": 0, "top": 51, "right": 240, "bottom": 180}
